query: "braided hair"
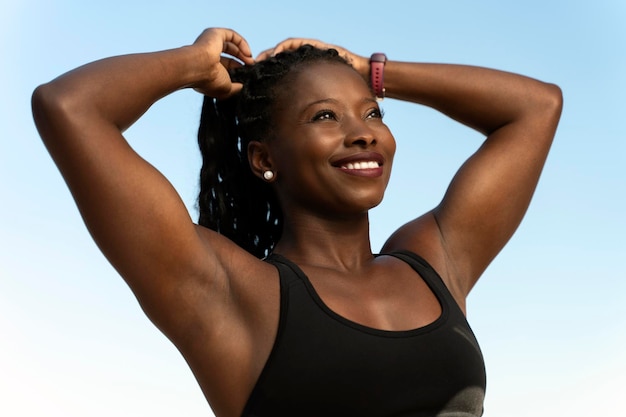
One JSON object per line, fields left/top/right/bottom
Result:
{"left": 197, "top": 45, "right": 350, "bottom": 258}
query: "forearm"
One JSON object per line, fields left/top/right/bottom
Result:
{"left": 383, "top": 61, "right": 561, "bottom": 135}
{"left": 33, "top": 46, "right": 207, "bottom": 135}
{"left": 260, "top": 38, "right": 561, "bottom": 137}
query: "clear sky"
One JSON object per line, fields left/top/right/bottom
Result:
{"left": 2, "top": 1, "right": 625, "bottom": 416}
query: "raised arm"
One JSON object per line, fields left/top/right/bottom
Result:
{"left": 381, "top": 61, "right": 562, "bottom": 297}
{"left": 260, "top": 39, "right": 563, "bottom": 301}
{"left": 31, "top": 28, "right": 255, "bottom": 337}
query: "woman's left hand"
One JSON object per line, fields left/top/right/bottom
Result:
{"left": 257, "top": 38, "right": 370, "bottom": 79}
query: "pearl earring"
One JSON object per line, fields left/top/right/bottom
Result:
{"left": 263, "top": 170, "right": 274, "bottom": 181}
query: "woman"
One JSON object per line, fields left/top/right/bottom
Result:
{"left": 32, "top": 28, "right": 562, "bottom": 416}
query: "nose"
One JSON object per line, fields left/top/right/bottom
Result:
{"left": 344, "top": 118, "right": 377, "bottom": 147}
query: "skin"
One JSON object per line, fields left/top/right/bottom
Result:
{"left": 32, "top": 28, "right": 562, "bottom": 417}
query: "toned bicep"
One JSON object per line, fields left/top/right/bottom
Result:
{"left": 34, "top": 93, "right": 213, "bottom": 303}
{"left": 434, "top": 107, "right": 560, "bottom": 290}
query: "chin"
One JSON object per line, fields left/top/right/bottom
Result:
{"left": 356, "top": 193, "right": 385, "bottom": 211}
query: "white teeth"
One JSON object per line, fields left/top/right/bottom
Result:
{"left": 341, "top": 161, "right": 380, "bottom": 170}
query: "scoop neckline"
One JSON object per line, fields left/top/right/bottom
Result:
{"left": 268, "top": 253, "right": 449, "bottom": 338}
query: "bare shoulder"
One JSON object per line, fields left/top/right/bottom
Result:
{"left": 382, "top": 211, "right": 444, "bottom": 266}
{"left": 381, "top": 211, "right": 466, "bottom": 308}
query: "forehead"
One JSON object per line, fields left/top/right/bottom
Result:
{"left": 277, "top": 61, "right": 372, "bottom": 108}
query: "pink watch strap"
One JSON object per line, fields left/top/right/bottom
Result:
{"left": 370, "top": 53, "right": 387, "bottom": 99}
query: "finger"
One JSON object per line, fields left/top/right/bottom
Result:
{"left": 256, "top": 47, "right": 274, "bottom": 61}
{"left": 256, "top": 38, "right": 322, "bottom": 61}
{"left": 219, "top": 28, "right": 255, "bottom": 65}
{"left": 229, "top": 82, "right": 244, "bottom": 96}
{"left": 222, "top": 41, "right": 255, "bottom": 65}
{"left": 209, "top": 81, "right": 243, "bottom": 100}
{"left": 272, "top": 38, "right": 321, "bottom": 55}
{"left": 220, "top": 56, "right": 243, "bottom": 71}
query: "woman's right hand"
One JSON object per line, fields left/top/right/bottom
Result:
{"left": 189, "top": 28, "right": 255, "bottom": 98}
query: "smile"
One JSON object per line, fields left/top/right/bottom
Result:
{"left": 340, "top": 161, "right": 381, "bottom": 170}
{"left": 331, "top": 152, "right": 385, "bottom": 177}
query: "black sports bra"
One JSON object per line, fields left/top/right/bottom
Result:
{"left": 241, "top": 250, "right": 486, "bottom": 417}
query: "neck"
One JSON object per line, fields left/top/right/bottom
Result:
{"left": 273, "top": 211, "right": 374, "bottom": 271}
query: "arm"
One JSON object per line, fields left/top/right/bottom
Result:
{"left": 381, "top": 61, "right": 562, "bottom": 297}
{"left": 260, "top": 39, "right": 563, "bottom": 300}
{"left": 31, "top": 28, "right": 255, "bottom": 339}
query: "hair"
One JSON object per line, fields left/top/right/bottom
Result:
{"left": 197, "top": 45, "right": 350, "bottom": 258}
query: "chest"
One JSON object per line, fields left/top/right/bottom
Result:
{"left": 243, "top": 254, "right": 486, "bottom": 417}
{"left": 302, "top": 259, "right": 443, "bottom": 331}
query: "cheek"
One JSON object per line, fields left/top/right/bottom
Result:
{"left": 270, "top": 141, "right": 313, "bottom": 183}
{"left": 382, "top": 127, "right": 397, "bottom": 157}
{"left": 380, "top": 129, "right": 397, "bottom": 177}
{"left": 272, "top": 131, "right": 338, "bottom": 170}
{"left": 389, "top": 135, "right": 397, "bottom": 156}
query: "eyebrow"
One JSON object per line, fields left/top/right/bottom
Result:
{"left": 302, "top": 97, "right": 378, "bottom": 112}
{"left": 302, "top": 98, "right": 339, "bottom": 111}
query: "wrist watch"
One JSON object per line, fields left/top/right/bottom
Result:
{"left": 370, "top": 53, "right": 387, "bottom": 100}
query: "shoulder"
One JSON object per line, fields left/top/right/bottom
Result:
{"left": 382, "top": 210, "right": 443, "bottom": 265}
{"left": 381, "top": 211, "right": 467, "bottom": 310}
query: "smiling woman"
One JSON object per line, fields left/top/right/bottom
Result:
{"left": 31, "top": 27, "right": 562, "bottom": 417}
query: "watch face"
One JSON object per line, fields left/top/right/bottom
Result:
{"left": 370, "top": 53, "right": 387, "bottom": 63}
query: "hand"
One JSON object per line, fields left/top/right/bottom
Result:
{"left": 257, "top": 38, "right": 369, "bottom": 80}
{"left": 190, "top": 28, "right": 255, "bottom": 98}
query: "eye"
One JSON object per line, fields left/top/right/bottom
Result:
{"left": 312, "top": 109, "right": 337, "bottom": 122}
{"left": 366, "top": 107, "right": 385, "bottom": 119}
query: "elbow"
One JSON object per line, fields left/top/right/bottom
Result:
{"left": 32, "top": 83, "right": 60, "bottom": 133}
{"left": 515, "top": 81, "right": 563, "bottom": 134}
{"left": 539, "top": 82, "right": 564, "bottom": 121}
{"left": 32, "top": 82, "right": 59, "bottom": 122}
{"left": 547, "top": 82, "right": 563, "bottom": 111}
{"left": 31, "top": 81, "right": 78, "bottom": 144}
{"left": 31, "top": 83, "right": 50, "bottom": 130}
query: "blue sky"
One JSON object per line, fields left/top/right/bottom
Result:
{"left": 2, "top": 1, "right": 625, "bottom": 416}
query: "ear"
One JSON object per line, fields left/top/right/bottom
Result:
{"left": 248, "top": 140, "right": 274, "bottom": 180}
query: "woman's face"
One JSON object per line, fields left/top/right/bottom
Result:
{"left": 267, "top": 61, "right": 396, "bottom": 217}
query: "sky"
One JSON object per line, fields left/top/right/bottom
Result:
{"left": 1, "top": 0, "right": 625, "bottom": 416}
